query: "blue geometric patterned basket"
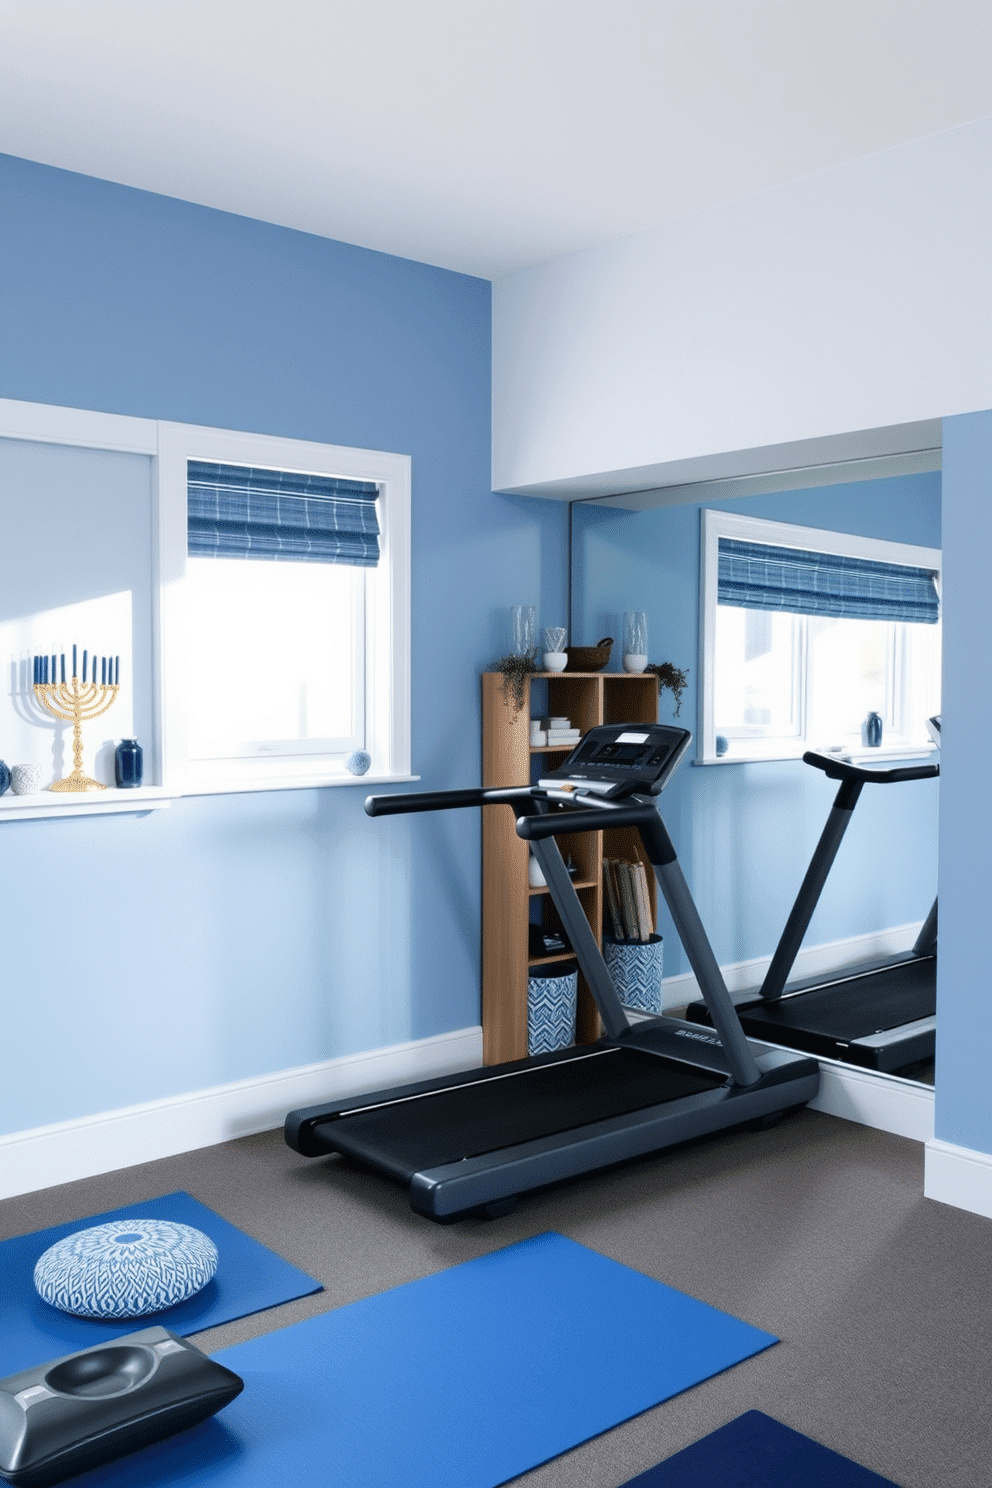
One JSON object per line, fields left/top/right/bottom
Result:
{"left": 34, "top": 1219, "right": 219, "bottom": 1319}
{"left": 528, "top": 963, "right": 578, "bottom": 1055}
{"left": 603, "top": 934, "right": 664, "bottom": 1015}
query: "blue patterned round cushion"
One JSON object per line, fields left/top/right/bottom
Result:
{"left": 34, "top": 1219, "right": 218, "bottom": 1319}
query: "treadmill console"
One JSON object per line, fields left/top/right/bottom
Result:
{"left": 539, "top": 722, "right": 691, "bottom": 799}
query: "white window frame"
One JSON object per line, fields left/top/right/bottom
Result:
{"left": 0, "top": 397, "right": 412, "bottom": 818}
{"left": 698, "top": 507, "right": 941, "bottom": 765}
{"left": 156, "top": 420, "right": 412, "bottom": 794}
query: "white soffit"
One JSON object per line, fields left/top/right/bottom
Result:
{"left": 524, "top": 420, "right": 944, "bottom": 509}
{"left": 1, "top": 2, "right": 991, "bottom": 278}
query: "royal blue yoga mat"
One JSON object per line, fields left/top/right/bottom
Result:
{"left": 77, "top": 1231, "right": 776, "bottom": 1488}
{"left": 0, "top": 1191, "right": 322, "bottom": 1374}
{"left": 621, "top": 1410, "right": 901, "bottom": 1487}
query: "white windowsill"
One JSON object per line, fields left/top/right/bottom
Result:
{"left": 0, "top": 775, "right": 421, "bottom": 822}
{"left": 695, "top": 745, "right": 938, "bottom": 767}
{"left": 0, "top": 787, "right": 175, "bottom": 822}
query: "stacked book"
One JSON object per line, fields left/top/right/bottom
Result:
{"left": 603, "top": 858, "right": 655, "bottom": 942}
{"left": 544, "top": 715, "right": 581, "bottom": 747}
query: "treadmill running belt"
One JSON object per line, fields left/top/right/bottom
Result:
{"left": 739, "top": 955, "right": 935, "bottom": 1045}
{"left": 315, "top": 1049, "right": 725, "bottom": 1183}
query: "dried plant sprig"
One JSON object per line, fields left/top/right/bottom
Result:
{"left": 646, "top": 661, "right": 690, "bottom": 716}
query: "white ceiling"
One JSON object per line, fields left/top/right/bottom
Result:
{"left": 2, "top": 1, "right": 991, "bottom": 280}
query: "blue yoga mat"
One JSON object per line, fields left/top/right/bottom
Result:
{"left": 77, "top": 1231, "right": 776, "bottom": 1488}
{"left": 1, "top": 1191, "right": 322, "bottom": 1375}
{"left": 621, "top": 1410, "right": 902, "bottom": 1486}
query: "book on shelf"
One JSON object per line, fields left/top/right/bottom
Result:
{"left": 631, "top": 861, "right": 654, "bottom": 941}
{"left": 603, "top": 858, "right": 653, "bottom": 942}
{"left": 603, "top": 859, "right": 624, "bottom": 939}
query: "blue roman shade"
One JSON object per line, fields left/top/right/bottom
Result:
{"left": 717, "top": 538, "right": 939, "bottom": 624}
{"left": 187, "top": 461, "right": 380, "bottom": 567}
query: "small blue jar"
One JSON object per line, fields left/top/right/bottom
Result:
{"left": 865, "top": 711, "right": 883, "bottom": 748}
{"left": 114, "top": 739, "right": 143, "bottom": 788}
{"left": 0, "top": 760, "right": 10, "bottom": 796}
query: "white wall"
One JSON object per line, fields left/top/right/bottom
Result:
{"left": 492, "top": 115, "right": 992, "bottom": 497}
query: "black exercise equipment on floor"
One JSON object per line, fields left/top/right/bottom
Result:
{"left": 686, "top": 746, "right": 939, "bottom": 1073}
{"left": 285, "top": 722, "right": 819, "bottom": 1222}
{"left": 0, "top": 1327, "right": 242, "bottom": 1488}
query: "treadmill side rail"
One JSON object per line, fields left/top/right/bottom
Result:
{"left": 406, "top": 1058, "right": 819, "bottom": 1221}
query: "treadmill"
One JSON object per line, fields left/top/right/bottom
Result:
{"left": 286, "top": 722, "right": 819, "bottom": 1222}
{"left": 686, "top": 744, "right": 939, "bottom": 1073}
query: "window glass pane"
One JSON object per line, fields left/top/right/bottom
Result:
{"left": 714, "top": 604, "right": 801, "bottom": 738}
{"left": 805, "top": 615, "right": 940, "bottom": 749}
{"left": 806, "top": 615, "right": 893, "bottom": 746}
{"left": 898, "top": 617, "right": 942, "bottom": 748}
{"left": 185, "top": 557, "right": 363, "bottom": 759}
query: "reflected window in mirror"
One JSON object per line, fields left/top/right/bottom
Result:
{"left": 700, "top": 509, "right": 941, "bottom": 763}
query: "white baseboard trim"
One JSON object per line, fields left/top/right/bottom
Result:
{"left": 924, "top": 1138, "right": 992, "bottom": 1220}
{"left": 807, "top": 1057, "right": 934, "bottom": 1142}
{"left": 0, "top": 1026, "right": 484, "bottom": 1201}
{"left": 660, "top": 920, "right": 925, "bottom": 1010}
{"left": 0, "top": 923, "right": 937, "bottom": 1202}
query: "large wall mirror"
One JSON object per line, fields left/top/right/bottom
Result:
{"left": 570, "top": 425, "right": 941, "bottom": 1100}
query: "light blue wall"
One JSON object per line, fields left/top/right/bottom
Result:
{"left": 0, "top": 154, "right": 568, "bottom": 1134}
{"left": 935, "top": 412, "right": 992, "bottom": 1151}
{"left": 574, "top": 474, "right": 941, "bottom": 977}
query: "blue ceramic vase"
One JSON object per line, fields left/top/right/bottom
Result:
{"left": 0, "top": 760, "right": 9, "bottom": 796}
{"left": 865, "top": 711, "right": 883, "bottom": 748}
{"left": 114, "top": 739, "right": 143, "bottom": 788}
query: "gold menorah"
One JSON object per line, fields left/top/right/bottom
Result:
{"left": 34, "top": 672, "right": 119, "bottom": 793}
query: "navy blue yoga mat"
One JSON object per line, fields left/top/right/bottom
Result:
{"left": 78, "top": 1231, "right": 776, "bottom": 1488}
{"left": 621, "top": 1410, "right": 902, "bottom": 1486}
{"left": 1, "top": 1191, "right": 322, "bottom": 1374}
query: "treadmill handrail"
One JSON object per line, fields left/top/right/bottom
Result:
{"left": 516, "top": 798, "right": 656, "bottom": 839}
{"left": 365, "top": 785, "right": 533, "bottom": 816}
{"left": 758, "top": 749, "right": 939, "bottom": 1003}
{"left": 802, "top": 751, "right": 939, "bottom": 785}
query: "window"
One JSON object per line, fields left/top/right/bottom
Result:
{"left": 156, "top": 421, "right": 411, "bottom": 792}
{"left": 699, "top": 509, "right": 941, "bottom": 763}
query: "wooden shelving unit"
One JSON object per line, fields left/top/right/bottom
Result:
{"left": 481, "top": 669, "right": 659, "bottom": 1064}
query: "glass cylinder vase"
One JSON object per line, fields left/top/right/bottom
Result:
{"left": 511, "top": 605, "right": 537, "bottom": 657}
{"left": 623, "top": 611, "right": 648, "bottom": 673}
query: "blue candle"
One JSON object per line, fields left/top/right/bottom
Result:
{"left": 82, "top": 650, "right": 87, "bottom": 683}
{"left": 72, "top": 644, "right": 77, "bottom": 679}
{"left": 101, "top": 656, "right": 106, "bottom": 685}
{"left": 43, "top": 655, "right": 49, "bottom": 684}
{"left": 51, "top": 653, "right": 55, "bottom": 683}
{"left": 33, "top": 655, "right": 38, "bottom": 685}
{"left": 115, "top": 656, "right": 119, "bottom": 685}
{"left": 61, "top": 654, "right": 65, "bottom": 684}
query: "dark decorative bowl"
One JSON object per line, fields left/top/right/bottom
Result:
{"left": 564, "top": 638, "right": 613, "bottom": 672}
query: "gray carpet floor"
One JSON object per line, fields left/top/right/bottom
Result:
{"left": 3, "top": 1108, "right": 990, "bottom": 1487}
